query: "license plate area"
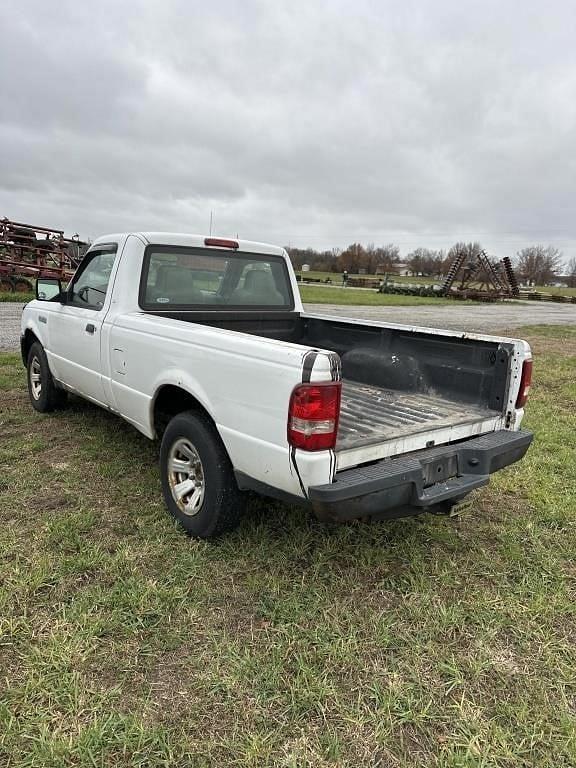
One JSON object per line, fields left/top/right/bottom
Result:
{"left": 422, "top": 453, "right": 458, "bottom": 487}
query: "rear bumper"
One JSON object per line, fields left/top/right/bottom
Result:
{"left": 309, "top": 429, "right": 533, "bottom": 522}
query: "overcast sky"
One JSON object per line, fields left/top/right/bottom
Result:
{"left": 1, "top": 0, "right": 575, "bottom": 261}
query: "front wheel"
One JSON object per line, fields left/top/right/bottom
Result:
{"left": 27, "top": 341, "right": 68, "bottom": 413}
{"left": 159, "top": 411, "right": 245, "bottom": 538}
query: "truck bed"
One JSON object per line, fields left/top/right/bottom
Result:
{"left": 338, "top": 379, "right": 494, "bottom": 451}
{"left": 148, "top": 309, "right": 513, "bottom": 457}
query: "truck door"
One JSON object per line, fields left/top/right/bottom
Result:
{"left": 48, "top": 244, "right": 118, "bottom": 406}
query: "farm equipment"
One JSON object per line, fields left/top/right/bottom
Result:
{"left": 0, "top": 218, "right": 88, "bottom": 292}
{"left": 440, "top": 246, "right": 520, "bottom": 301}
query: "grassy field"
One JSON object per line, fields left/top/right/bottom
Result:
{"left": 298, "top": 285, "right": 468, "bottom": 306}
{"left": 527, "top": 286, "right": 576, "bottom": 297}
{"left": 1, "top": 327, "right": 576, "bottom": 766}
{"left": 0, "top": 292, "right": 35, "bottom": 303}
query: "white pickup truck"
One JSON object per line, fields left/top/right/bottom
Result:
{"left": 21, "top": 233, "right": 533, "bottom": 538}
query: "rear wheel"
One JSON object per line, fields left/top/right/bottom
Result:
{"left": 27, "top": 342, "right": 67, "bottom": 412}
{"left": 160, "top": 411, "right": 245, "bottom": 538}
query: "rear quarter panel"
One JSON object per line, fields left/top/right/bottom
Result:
{"left": 107, "top": 313, "right": 336, "bottom": 497}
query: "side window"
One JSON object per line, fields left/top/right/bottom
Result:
{"left": 68, "top": 246, "right": 118, "bottom": 309}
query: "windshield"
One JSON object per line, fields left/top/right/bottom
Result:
{"left": 140, "top": 246, "right": 294, "bottom": 310}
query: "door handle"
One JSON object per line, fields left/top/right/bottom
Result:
{"left": 85, "top": 323, "right": 96, "bottom": 335}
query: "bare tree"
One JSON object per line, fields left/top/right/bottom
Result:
{"left": 447, "top": 242, "right": 484, "bottom": 264}
{"left": 406, "top": 247, "right": 428, "bottom": 275}
{"left": 286, "top": 246, "right": 342, "bottom": 273}
{"left": 337, "top": 243, "right": 399, "bottom": 274}
{"left": 371, "top": 243, "right": 400, "bottom": 274}
{"left": 406, "top": 248, "right": 445, "bottom": 277}
{"left": 445, "top": 242, "right": 484, "bottom": 277}
{"left": 515, "top": 245, "right": 563, "bottom": 286}
{"left": 431, "top": 250, "right": 446, "bottom": 278}
{"left": 337, "top": 243, "right": 366, "bottom": 273}
{"left": 567, "top": 256, "right": 576, "bottom": 288}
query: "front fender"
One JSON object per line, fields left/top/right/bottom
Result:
{"left": 20, "top": 308, "right": 48, "bottom": 365}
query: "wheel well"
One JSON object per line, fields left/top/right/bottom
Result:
{"left": 21, "top": 329, "right": 39, "bottom": 365}
{"left": 152, "top": 385, "right": 214, "bottom": 438}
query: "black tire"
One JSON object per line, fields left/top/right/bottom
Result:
{"left": 27, "top": 341, "right": 68, "bottom": 413}
{"left": 160, "top": 410, "right": 245, "bottom": 538}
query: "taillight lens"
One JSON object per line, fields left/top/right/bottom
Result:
{"left": 288, "top": 382, "right": 342, "bottom": 451}
{"left": 515, "top": 359, "right": 533, "bottom": 408}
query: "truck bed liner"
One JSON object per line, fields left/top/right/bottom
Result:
{"left": 337, "top": 380, "right": 494, "bottom": 451}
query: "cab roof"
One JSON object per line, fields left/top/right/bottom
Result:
{"left": 91, "top": 232, "right": 286, "bottom": 257}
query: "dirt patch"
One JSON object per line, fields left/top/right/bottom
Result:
{"left": 35, "top": 492, "right": 71, "bottom": 511}
{"left": 0, "top": 390, "right": 26, "bottom": 407}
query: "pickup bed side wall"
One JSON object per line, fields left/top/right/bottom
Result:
{"left": 108, "top": 315, "right": 337, "bottom": 497}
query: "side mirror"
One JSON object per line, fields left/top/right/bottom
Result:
{"left": 36, "top": 278, "right": 63, "bottom": 302}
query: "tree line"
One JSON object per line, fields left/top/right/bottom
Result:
{"left": 286, "top": 242, "right": 576, "bottom": 287}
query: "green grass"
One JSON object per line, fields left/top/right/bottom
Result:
{"left": 525, "top": 285, "right": 576, "bottom": 297}
{"left": 1, "top": 327, "right": 576, "bottom": 766}
{"left": 299, "top": 284, "right": 472, "bottom": 306}
{"left": 0, "top": 291, "right": 35, "bottom": 303}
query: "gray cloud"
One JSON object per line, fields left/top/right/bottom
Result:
{"left": 0, "top": 0, "right": 575, "bottom": 260}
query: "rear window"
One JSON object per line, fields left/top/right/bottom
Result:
{"left": 139, "top": 246, "right": 294, "bottom": 310}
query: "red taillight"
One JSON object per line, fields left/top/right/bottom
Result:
{"left": 288, "top": 382, "right": 341, "bottom": 451}
{"left": 204, "top": 237, "right": 239, "bottom": 249}
{"left": 515, "top": 358, "right": 533, "bottom": 408}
